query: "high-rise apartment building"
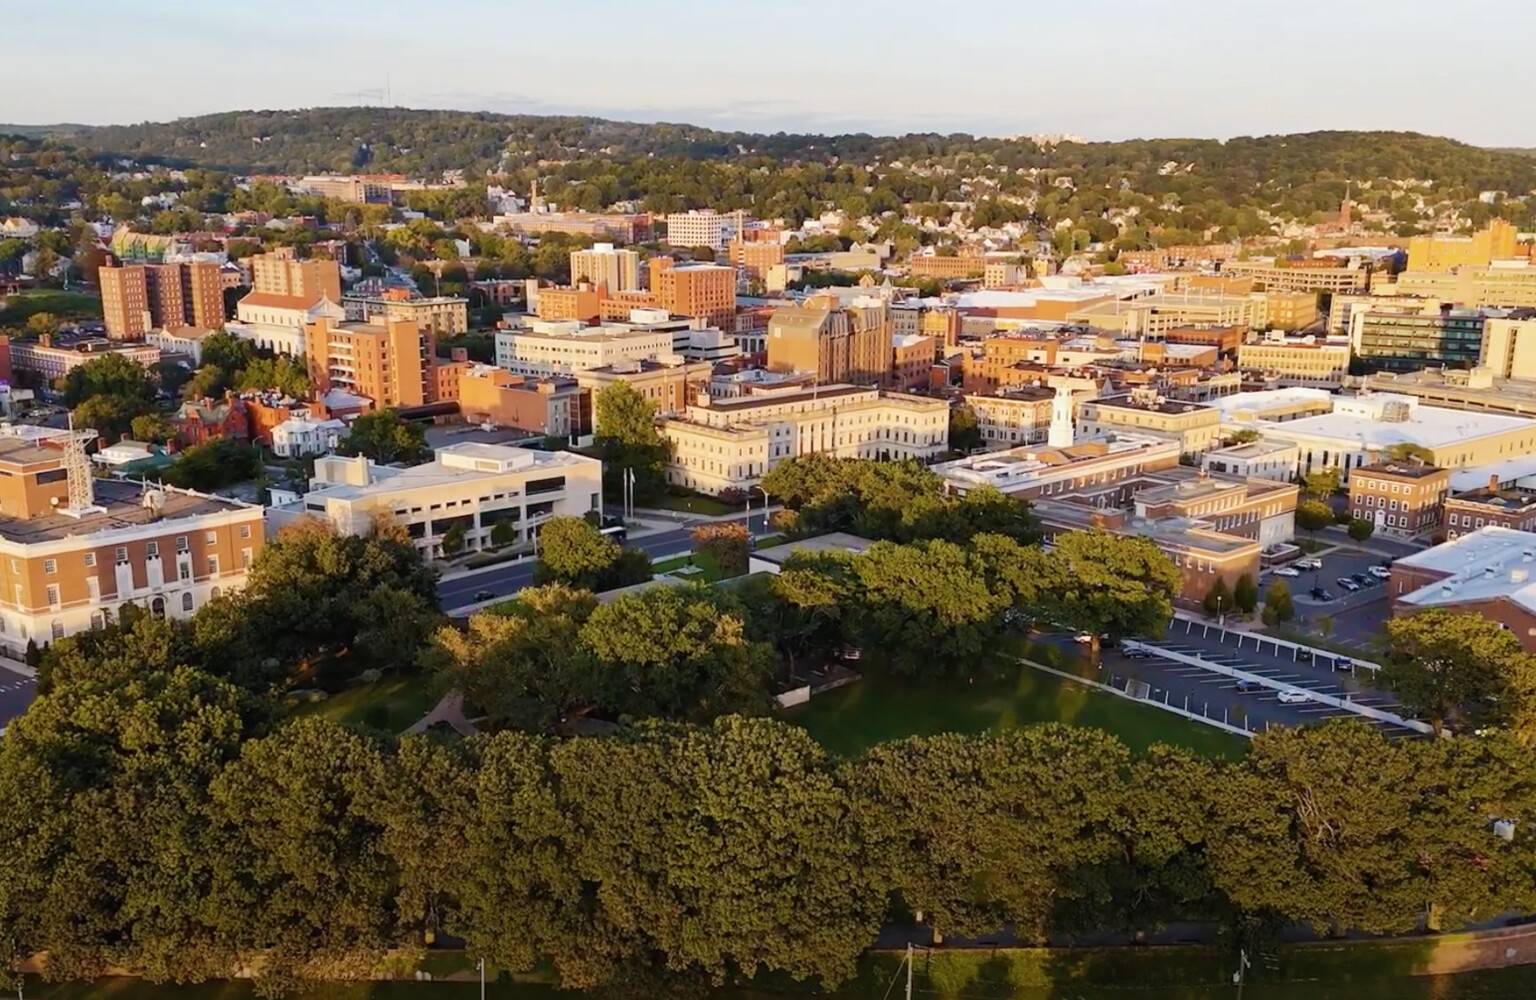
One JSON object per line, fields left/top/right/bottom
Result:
{"left": 649, "top": 258, "right": 736, "bottom": 329}
{"left": 249, "top": 248, "right": 342, "bottom": 304}
{"left": 766, "top": 294, "right": 891, "bottom": 385}
{"left": 303, "top": 317, "right": 437, "bottom": 408}
{"left": 570, "top": 243, "right": 641, "bottom": 292}
{"left": 99, "top": 261, "right": 224, "bottom": 340}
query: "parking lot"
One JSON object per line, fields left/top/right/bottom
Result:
{"left": 1261, "top": 544, "right": 1396, "bottom": 651}
{"left": 0, "top": 661, "right": 36, "bottom": 732}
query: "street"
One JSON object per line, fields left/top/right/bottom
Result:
{"left": 0, "top": 663, "right": 37, "bottom": 733}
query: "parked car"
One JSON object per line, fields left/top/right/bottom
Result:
{"left": 1295, "top": 648, "right": 1314, "bottom": 662}
{"left": 473, "top": 589, "right": 495, "bottom": 603}
{"left": 1122, "top": 644, "right": 1153, "bottom": 659}
{"left": 1330, "top": 657, "right": 1354, "bottom": 672}
{"left": 1369, "top": 565, "right": 1391, "bottom": 579}
{"left": 1234, "top": 679, "right": 1262, "bottom": 692}
{"left": 1336, "top": 577, "right": 1361, "bottom": 593}
{"left": 1277, "top": 689, "right": 1312, "bottom": 705}
{"left": 1352, "top": 572, "right": 1375, "bottom": 587}
{"left": 1272, "top": 566, "right": 1301, "bottom": 578}
{"left": 1310, "top": 587, "right": 1336, "bottom": 602}
{"left": 1296, "top": 557, "right": 1323, "bottom": 571}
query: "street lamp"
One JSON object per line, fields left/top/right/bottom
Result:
{"left": 1216, "top": 593, "right": 1225, "bottom": 630}
{"left": 477, "top": 957, "right": 485, "bottom": 1000}
{"left": 751, "top": 485, "right": 769, "bottom": 535}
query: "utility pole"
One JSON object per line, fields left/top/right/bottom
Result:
{"left": 905, "top": 942, "right": 913, "bottom": 1000}
{"left": 477, "top": 957, "right": 485, "bottom": 1000}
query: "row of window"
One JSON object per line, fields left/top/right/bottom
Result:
{"left": 20, "top": 526, "right": 252, "bottom": 577}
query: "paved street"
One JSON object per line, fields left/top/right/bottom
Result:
{"left": 0, "top": 663, "right": 37, "bottom": 732}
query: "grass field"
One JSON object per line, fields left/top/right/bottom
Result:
{"left": 0, "top": 288, "right": 102, "bottom": 322}
{"left": 647, "top": 490, "right": 741, "bottom": 516}
{"left": 782, "top": 659, "right": 1248, "bottom": 759}
{"left": 290, "top": 674, "right": 440, "bottom": 733}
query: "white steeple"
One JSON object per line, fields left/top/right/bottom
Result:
{"left": 1048, "top": 385, "right": 1075, "bottom": 448}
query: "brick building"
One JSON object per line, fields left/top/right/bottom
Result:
{"left": 99, "top": 261, "right": 224, "bottom": 340}
{"left": 1347, "top": 462, "right": 1450, "bottom": 539}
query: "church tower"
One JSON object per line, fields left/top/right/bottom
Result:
{"left": 1048, "top": 385, "right": 1075, "bottom": 448}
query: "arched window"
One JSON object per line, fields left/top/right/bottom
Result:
{"left": 211, "top": 586, "right": 222, "bottom": 599}
{"left": 181, "top": 592, "right": 195, "bottom": 613}
{"left": 151, "top": 597, "right": 166, "bottom": 620}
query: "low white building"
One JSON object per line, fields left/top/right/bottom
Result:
{"left": 146, "top": 326, "right": 217, "bottom": 366}
{"left": 270, "top": 415, "right": 347, "bottom": 459}
{"left": 93, "top": 439, "right": 157, "bottom": 468}
{"left": 1200, "top": 440, "right": 1299, "bottom": 482}
{"left": 267, "top": 442, "right": 603, "bottom": 559}
{"left": 229, "top": 293, "right": 345, "bottom": 357}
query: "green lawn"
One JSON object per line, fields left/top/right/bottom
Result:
{"left": 0, "top": 288, "right": 102, "bottom": 322}
{"left": 290, "top": 674, "right": 440, "bottom": 733}
{"left": 647, "top": 490, "right": 742, "bottom": 516}
{"left": 783, "top": 661, "right": 1247, "bottom": 760}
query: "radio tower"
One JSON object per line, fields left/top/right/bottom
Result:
{"left": 60, "top": 415, "right": 103, "bottom": 518}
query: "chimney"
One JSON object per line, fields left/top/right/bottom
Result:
{"left": 1491, "top": 474, "right": 1501, "bottom": 492}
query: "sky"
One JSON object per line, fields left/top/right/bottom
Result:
{"left": 2, "top": 0, "right": 1532, "bottom": 145}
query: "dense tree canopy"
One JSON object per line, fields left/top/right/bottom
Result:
{"left": 337, "top": 409, "right": 430, "bottom": 465}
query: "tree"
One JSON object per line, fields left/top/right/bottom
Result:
{"left": 338, "top": 408, "right": 429, "bottom": 465}
{"left": 1383, "top": 609, "right": 1523, "bottom": 736}
{"left": 234, "top": 355, "right": 311, "bottom": 397}
{"left": 24, "top": 311, "right": 58, "bottom": 337}
{"left": 534, "top": 516, "right": 627, "bottom": 591}
{"left": 592, "top": 382, "right": 668, "bottom": 504}
{"left": 489, "top": 520, "right": 517, "bottom": 548}
{"left": 1226, "top": 428, "right": 1260, "bottom": 445}
{"left": 690, "top": 521, "right": 750, "bottom": 578}
{"left": 62, "top": 352, "right": 155, "bottom": 407}
{"left": 440, "top": 522, "right": 466, "bottom": 554}
{"left": 130, "top": 412, "right": 171, "bottom": 444}
{"left": 1348, "top": 518, "right": 1376, "bottom": 542}
{"left": 183, "top": 363, "right": 230, "bottom": 400}
{"left": 1233, "top": 573, "right": 1259, "bottom": 614}
{"left": 71, "top": 392, "right": 151, "bottom": 442}
{"left": 1386, "top": 443, "right": 1436, "bottom": 465}
{"left": 1047, "top": 531, "right": 1181, "bottom": 655}
{"left": 1296, "top": 499, "right": 1334, "bottom": 539}
{"left": 948, "top": 403, "right": 982, "bottom": 455}
{"left": 1202, "top": 577, "right": 1233, "bottom": 618}
{"left": 1261, "top": 579, "right": 1295, "bottom": 625}
{"left": 1303, "top": 468, "right": 1342, "bottom": 497}
{"left": 162, "top": 437, "right": 264, "bottom": 491}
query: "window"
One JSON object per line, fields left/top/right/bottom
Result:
{"left": 181, "top": 592, "right": 194, "bottom": 613}
{"left": 146, "top": 541, "right": 159, "bottom": 558}
{"left": 84, "top": 552, "right": 95, "bottom": 567}
{"left": 239, "top": 524, "right": 251, "bottom": 539}
{"left": 45, "top": 584, "right": 59, "bottom": 607}
{"left": 50, "top": 621, "right": 63, "bottom": 640}
{"left": 241, "top": 548, "right": 253, "bottom": 569}
{"left": 177, "top": 535, "right": 189, "bottom": 552}
{"left": 42, "top": 559, "right": 55, "bottom": 575}
{"left": 179, "top": 562, "right": 191, "bottom": 581}
{"left": 205, "top": 531, "right": 216, "bottom": 544}
{"left": 207, "top": 556, "right": 219, "bottom": 576}
{"left": 89, "top": 612, "right": 103, "bottom": 631}
{"left": 115, "top": 546, "right": 128, "bottom": 563}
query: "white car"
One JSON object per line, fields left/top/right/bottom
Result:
{"left": 1295, "top": 558, "right": 1323, "bottom": 571}
{"left": 1369, "top": 565, "right": 1391, "bottom": 579}
{"left": 1277, "top": 689, "right": 1312, "bottom": 705}
{"left": 1272, "top": 566, "right": 1301, "bottom": 578}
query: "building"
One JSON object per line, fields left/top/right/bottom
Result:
{"left": 766, "top": 299, "right": 890, "bottom": 385}
{"left": 0, "top": 434, "right": 263, "bottom": 651}
{"left": 649, "top": 258, "right": 736, "bottom": 329}
{"left": 291, "top": 175, "right": 394, "bottom": 204}
{"left": 570, "top": 243, "right": 641, "bottom": 292}
{"left": 229, "top": 295, "right": 346, "bottom": 357}
{"left": 270, "top": 414, "right": 346, "bottom": 459}
{"left": 270, "top": 443, "right": 603, "bottom": 559}
{"left": 963, "top": 387, "right": 1058, "bottom": 448}
{"left": 1262, "top": 290, "right": 1322, "bottom": 330}
{"left": 248, "top": 248, "right": 342, "bottom": 304}
{"left": 936, "top": 433, "right": 1183, "bottom": 500}
{"left": 10, "top": 338, "right": 160, "bottom": 382}
{"left": 982, "top": 262, "right": 1030, "bottom": 289}
{"left": 889, "top": 334, "right": 937, "bottom": 391}
{"left": 1350, "top": 302, "right": 1490, "bottom": 372}
{"left": 1200, "top": 440, "right": 1300, "bottom": 482}
{"left": 99, "top": 261, "right": 224, "bottom": 340}
{"left": 909, "top": 253, "right": 987, "bottom": 279}
{"left": 1407, "top": 220, "right": 1519, "bottom": 272}
{"left": 1076, "top": 390, "right": 1222, "bottom": 456}
{"left": 535, "top": 285, "right": 604, "bottom": 324}
{"left": 434, "top": 358, "right": 470, "bottom": 403}
{"left": 664, "top": 210, "right": 740, "bottom": 251}
{"left": 1164, "top": 325, "right": 1246, "bottom": 355}
{"left": 1389, "top": 526, "right": 1536, "bottom": 650}
{"left": 1221, "top": 260, "right": 1370, "bottom": 294}
{"left": 344, "top": 294, "right": 469, "bottom": 338}
{"left": 495, "top": 211, "right": 652, "bottom": 243}
{"left": 577, "top": 357, "right": 714, "bottom": 421}
{"left": 1479, "top": 313, "right": 1536, "bottom": 380}
{"left": 1362, "top": 367, "right": 1536, "bottom": 419}
{"left": 456, "top": 365, "right": 586, "bottom": 437}
{"left": 1256, "top": 393, "right": 1536, "bottom": 476}
{"left": 169, "top": 395, "right": 250, "bottom": 448}
{"left": 1347, "top": 462, "right": 1449, "bottom": 539}
{"left": 1394, "top": 263, "right": 1536, "bottom": 309}
{"left": 144, "top": 326, "right": 216, "bottom": 366}
{"left": 1446, "top": 480, "right": 1536, "bottom": 540}
{"left": 657, "top": 386, "right": 948, "bottom": 495}
{"left": 1237, "top": 336, "right": 1352, "bottom": 384}
{"left": 1067, "top": 292, "right": 1258, "bottom": 337}
{"left": 303, "top": 317, "right": 436, "bottom": 409}
{"left": 496, "top": 321, "right": 679, "bottom": 376}
{"left": 891, "top": 302, "right": 960, "bottom": 348}
{"left": 729, "top": 239, "right": 784, "bottom": 283}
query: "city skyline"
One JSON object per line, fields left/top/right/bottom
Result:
{"left": 2, "top": 0, "right": 1533, "bottom": 145}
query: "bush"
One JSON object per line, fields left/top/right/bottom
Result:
{"left": 1262, "top": 580, "right": 1295, "bottom": 625}
{"left": 1202, "top": 577, "right": 1233, "bottom": 617}
{"left": 1348, "top": 518, "right": 1376, "bottom": 542}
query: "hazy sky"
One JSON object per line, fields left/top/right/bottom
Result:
{"left": 2, "top": 0, "right": 1531, "bottom": 143}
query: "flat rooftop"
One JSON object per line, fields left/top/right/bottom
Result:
{"left": 0, "top": 479, "right": 257, "bottom": 544}
{"left": 1450, "top": 455, "right": 1536, "bottom": 493}
{"left": 1353, "top": 462, "right": 1445, "bottom": 480}
{"left": 1264, "top": 401, "right": 1536, "bottom": 450}
{"left": 1396, "top": 526, "right": 1536, "bottom": 615}
{"left": 752, "top": 532, "right": 878, "bottom": 566}
{"left": 1088, "top": 394, "right": 1215, "bottom": 417}
{"left": 1450, "top": 489, "right": 1536, "bottom": 511}
{"left": 1205, "top": 439, "right": 1298, "bottom": 459}
{"left": 1208, "top": 387, "right": 1335, "bottom": 421}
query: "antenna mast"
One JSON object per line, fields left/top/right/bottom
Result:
{"left": 60, "top": 416, "right": 103, "bottom": 518}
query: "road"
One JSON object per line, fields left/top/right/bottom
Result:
{"left": 0, "top": 662, "right": 37, "bottom": 732}
{"left": 435, "top": 509, "right": 775, "bottom": 610}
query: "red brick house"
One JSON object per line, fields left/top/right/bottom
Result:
{"left": 170, "top": 394, "right": 250, "bottom": 447}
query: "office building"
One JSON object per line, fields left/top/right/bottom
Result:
{"left": 909, "top": 253, "right": 987, "bottom": 279}
{"left": 344, "top": 294, "right": 469, "bottom": 338}
{"left": 496, "top": 321, "right": 679, "bottom": 376}
{"left": 1389, "top": 526, "right": 1536, "bottom": 650}
{"left": 1238, "top": 336, "right": 1352, "bottom": 384}
{"left": 99, "top": 261, "right": 224, "bottom": 340}
{"left": 230, "top": 295, "right": 346, "bottom": 357}
{"left": 658, "top": 386, "right": 948, "bottom": 495}
{"left": 664, "top": 210, "right": 741, "bottom": 252}
{"left": 891, "top": 302, "right": 960, "bottom": 348}
{"left": 249, "top": 248, "right": 342, "bottom": 304}
{"left": 729, "top": 239, "right": 785, "bottom": 283}
{"left": 1407, "top": 220, "right": 1519, "bottom": 272}
{"left": 1200, "top": 440, "right": 1300, "bottom": 482}
{"left": 494, "top": 211, "right": 652, "bottom": 243}
{"left": 269, "top": 443, "right": 603, "bottom": 559}
{"left": 1220, "top": 260, "right": 1370, "bottom": 294}
{"left": 456, "top": 365, "right": 586, "bottom": 437}
{"left": 1363, "top": 367, "right": 1536, "bottom": 419}
{"left": 1076, "top": 390, "right": 1222, "bottom": 456}
{"left": 570, "top": 243, "right": 642, "bottom": 292}
{"left": 1394, "top": 264, "right": 1536, "bottom": 309}
{"left": 577, "top": 357, "right": 714, "bottom": 422}
{"left": 649, "top": 258, "right": 736, "bottom": 329}
{"left": 303, "top": 317, "right": 436, "bottom": 409}
{"left": 1347, "top": 462, "right": 1449, "bottom": 539}
{"left": 1479, "top": 313, "right": 1536, "bottom": 380}
{"left": 1350, "top": 303, "right": 1490, "bottom": 372}
{"left": 10, "top": 338, "right": 160, "bottom": 382}
{"left": 889, "top": 334, "right": 936, "bottom": 391}
{"left": 0, "top": 431, "right": 263, "bottom": 652}
{"left": 1446, "top": 480, "right": 1536, "bottom": 540}
{"left": 963, "top": 387, "right": 1058, "bottom": 447}
{"left": 767, "top": 295, "right": 890, "bottom": 385}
